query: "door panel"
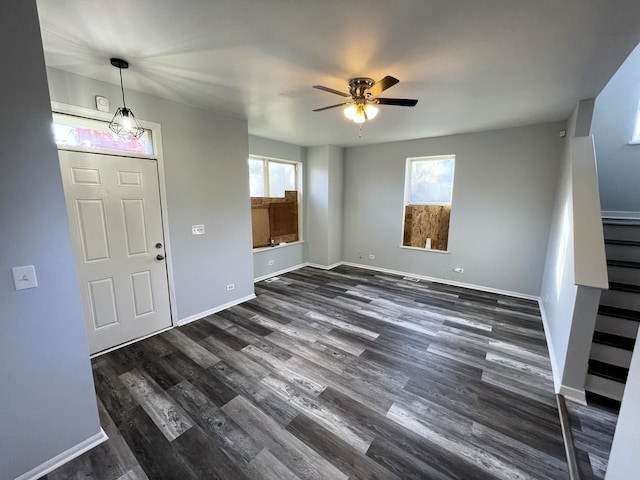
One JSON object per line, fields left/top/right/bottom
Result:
{"left": 60, "top": 150, "right": 172, "bottom": 354}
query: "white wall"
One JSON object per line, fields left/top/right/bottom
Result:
{"left": 306, "top": 145, "right": 345, "bottom": 267}
{"left": 343, "top": 122, "right": 565, "bottom": 296}
{"left": 0, "top": 2, "right": 102, "bottom": 478}
{"left": 249, "top": 135, "right": 307, "bottom": 279}
{"left": 592, "top": 42, "right": 640, "bottom": 214}
{"left": 46, "top": 68, "right": 254, "bottom": 323}
{"left": 327, "top": 145, "right": 344, "bottom": 265}
{"left": 539, "top": 101, "right": 608, "bottom": 399}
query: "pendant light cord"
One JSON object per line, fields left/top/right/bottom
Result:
{"left": 119, "top": 67, "right": 127, "bottom": 109}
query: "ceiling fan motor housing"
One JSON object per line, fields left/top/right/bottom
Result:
{"left": 349, "top": 77, "right": 376, "bottom": 101}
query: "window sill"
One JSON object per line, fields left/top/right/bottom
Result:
{"left": 253, "top": 240, "right": 304, "bottom": 253}
{"left": 399, "top": 245, "right": 450, "bottom": 254}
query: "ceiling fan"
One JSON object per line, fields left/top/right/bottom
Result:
{"left": 313, "top": 76, "right": 418, "bottom": 123}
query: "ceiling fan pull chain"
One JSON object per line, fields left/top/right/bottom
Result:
{"left": 359, "top": 124, "right": 362, "bottom": 138}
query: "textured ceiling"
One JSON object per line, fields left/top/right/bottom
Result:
{"left": 36, "top": 0, "right": 640, "bottom": 147}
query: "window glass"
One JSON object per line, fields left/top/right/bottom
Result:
{"left": 249, "top": 158, "right": 265, "bottom": 196}
{"left": 409, "top": 158, "right": 454, "bottom": 204}
{"left": 268, "top": 161, "right": 296, "bottom": 198}
{"left": 52, "top": 112, "right": 153, "bottom": 155}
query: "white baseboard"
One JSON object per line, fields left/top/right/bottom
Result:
{"left": 602, "top": 211, "right": 640, "bottom": 220}
{"left": 340, "top": 261, "right": 538, "bottom": 301}
{"left": 177, "top": 294, "right": 256, "bottom": 326}
{"left": 538, "top": 300, "right": 561, "bottom": 394}
{"left": 254, "top": 263, "right": 307, "bottom": 283}
{"left": 306, "top": 261, "right": 342, "bottom": 271}
{"left": 15, "top": 428, "right": 108, "bottom": 480}
{"left": 559, "top": 385, "right": 587, "bottom": 405}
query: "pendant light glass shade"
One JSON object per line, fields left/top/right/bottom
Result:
{"left": 109, "top": 106, "right": 145, "bottom": 139}
{"left": 108, "top": 58, "right": 145, "bottom": 139}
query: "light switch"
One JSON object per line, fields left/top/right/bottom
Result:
{"left": 12, "top": 265, "right": 38, "bottom": 291}
{"left": 192, "top": 224, "right": 205, "bottom": 235}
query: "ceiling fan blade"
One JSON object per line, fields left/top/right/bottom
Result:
{"left": 367, "top": 76, "right": 400, "bottom": 98}
{"left": 313, "top": 103, "right": 350, "bottom": 112}
{"left": 313, "top": 85, "right": 349, "bottom": 97}
{"left": 376, "top": 98, "right": 418, "bottom": 107}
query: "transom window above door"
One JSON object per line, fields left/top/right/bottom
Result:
{"left": 52, "top": 112, "right": 154, "bottom": 156}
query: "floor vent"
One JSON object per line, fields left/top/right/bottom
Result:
{"left": 264, "top": 277, "right": 280, "bottom": 283}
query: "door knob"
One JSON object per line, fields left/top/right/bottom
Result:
{"left": 156, "top": 254, "right": 165, "bottom": 260}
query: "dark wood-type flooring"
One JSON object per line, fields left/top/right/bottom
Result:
{"left": 40, "top": 265, "right": 614, "bottom": 479}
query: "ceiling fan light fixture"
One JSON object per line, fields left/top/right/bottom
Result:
{"left": 353, "top": 107, "right": 367, "bottom": 124}
{"left": 364, "top": 103, "right": 379, "bottom": 120}
{"left": 344, "top": 104, "right": 358, "bottom": 120}
{"left": 108, "top": 58, "right": 145, "bottom": 139}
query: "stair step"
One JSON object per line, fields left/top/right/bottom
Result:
{"left": 602, "top": 217, "right": 640, "bottom": 226}
{"left": 588, "top": 359, "right": 629, "bottom": 383}
{"left": 600, "top": 289, "right": 640, "bottom": 311}
{"left": 585, "top": 391, "right": 622, "bottom": 413}
{"left": 608, "top": 282, "right": 640, "bottom": 294}
{"left": 605, "top": 242, "right": 640, "bottom": 262}
{"left": 598, "top": 305, "right": 640, "bottom": 322}
{"left": 592, "top": 331, "right": 637, "bottom": 351}
{"left": 590, "top": 342, "right": 633, "bottom": 367}
{"left": 596, "top": 315, "right": 640, "bottom": 339}
{"left": 607, "top": 264, "right": 640, "bottom": 285}
{"left": 608, "top": 259, "right": 640, "bottom": 269}
{"left": 605, "top": 239, "right": 640, "bottom": 247}
{"left": 585, "top": 373, "right": 625, "bottom": 402}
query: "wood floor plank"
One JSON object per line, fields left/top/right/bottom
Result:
{"left": 222, "top": 395, "right": 349, "bottom": 480}
{"left": 167, "top": 380, "right": 260, "bottom": 467}
{"left": 43, "top": 265, "right": 619, "bottom": 480}
{"left": 120, "top": 369, "right": 195, "bottom": 442}
{"left": 246, "top": 448, "right": 301, "bottom": 480}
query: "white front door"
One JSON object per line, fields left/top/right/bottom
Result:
{"left": 59, "top": 150, "right": 172, "bottom": 354}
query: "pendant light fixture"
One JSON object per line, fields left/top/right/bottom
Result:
{"left": 109, "top": 58, "right": 144, "bottom": 139}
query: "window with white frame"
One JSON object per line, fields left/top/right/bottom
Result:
{"left": 402, "top": 155, "right": 455, "bottom": 251}
{"left": 249, "top": 155, "right": 302, "bottom": 248}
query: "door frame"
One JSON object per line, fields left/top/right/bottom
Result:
{"left": 51, "top": 102, "right": 178, "bottom": 349}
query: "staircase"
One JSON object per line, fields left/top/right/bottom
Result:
{"left": 585, "top": 218, "right": 640, "bottom": 410}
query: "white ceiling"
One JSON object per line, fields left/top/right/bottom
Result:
{"left": 36, "top": 0, "right": 640, "bottom": 147}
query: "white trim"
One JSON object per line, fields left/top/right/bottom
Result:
{"left": 15, "top": 429, "right": 108, "bottom": 480}
{"left": 306, "top": 261, "right": 342, "bottom": 271}
{"left": 602, "top": 211, "right": 640, "bottom": 220}
{"left": 253, "top": 240, "right": 304, "bottom": 253}
{"left": 398, "top": 245, "right": 450, "bottom": 254}
{"left": 254, "top": 263, "right": 307, "bottom": 282}
{"left": 51, "top": 102, "right": 179, "bottom": 330}
{"left": 90, "top": 326, "right": 174, "bottom": 358}
{"left": 177, "top": 294, "right": 256, "bottom": 326}
{"left": 538, "top": 300, "right": 561, "bottom": 393}
{"left": 559, "top": 386, "right": 587, "bottom": 405}
{"left": 340, "top": 261, "right": 538, "bottom": 301}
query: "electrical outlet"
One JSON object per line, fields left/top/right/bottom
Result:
{"left": 358, "top": 252, "right": 363, "bottom": 259}
{"left": 192, "top": 224, "right": 205, "bottom": 235}
{"left": 226, "top": 283, "right": 235, "bottom": 291}
{"left": 369, "top": 254, "right": 375, "bottom": 260}
{"left": 453, "top": 267, "right": 464, "bottom": 273}
{"left": 268, "top": 260, "right": 275, "bottom": 265}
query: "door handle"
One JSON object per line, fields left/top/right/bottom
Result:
{"left": 156, "top": 254, "right": 165, "bottom": 260}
